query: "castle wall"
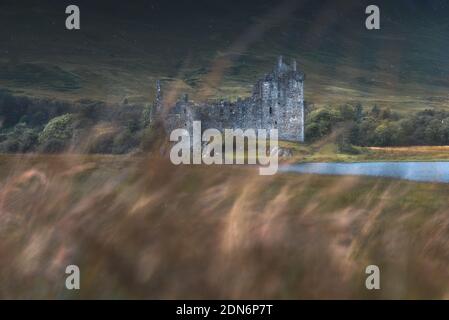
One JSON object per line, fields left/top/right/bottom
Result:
{"left": 161, "top": 56, "right": 305, "bottom": 142}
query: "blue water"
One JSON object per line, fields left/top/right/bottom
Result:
{"left": 280, "top": 162, "right": 449, "bottom": 183}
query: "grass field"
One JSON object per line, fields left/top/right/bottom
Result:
{"left": 279, "top": 141, "right": 449, "bottom": 163}
{"left": 0, "top": 153, "right": 448, "bottom": 298}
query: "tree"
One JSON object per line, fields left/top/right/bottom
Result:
{"left": 354, "top": 104, "right": 364, "bottom": 122}
{"left": 439, "top": 117, "right": 449, "bottom": 145}
{"left": 38, "top": 114, "right": 77, "bottom": 152}
{"left": 370, "top": 105, "right": 381, "bottom": 118}
{"left": 305, "top": 108, "right": 341, "bottom": 141}
{"left": 0, "top": 123, "right": 38, "bottom": 152}
{"left": 373, "top": 122, "right": 401, "bottom": 146}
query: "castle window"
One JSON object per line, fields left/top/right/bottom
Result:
{"left": 269, "top": 107, "right": 272, "bottom": 115}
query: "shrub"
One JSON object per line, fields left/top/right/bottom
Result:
{"left": 0, "top": 123, "right": 38, "bottom": 153}
{"left": 38, "top": 114, "right": 77, "bottom": 151}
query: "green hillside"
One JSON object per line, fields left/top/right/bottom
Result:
{"left": 1, "top": 1, "right": 449, "bottom": 112}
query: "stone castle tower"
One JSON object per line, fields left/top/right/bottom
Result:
{"left": 158, "top": 56, "right": 305, "bottom": 142}
{"left": 253, "top": 56, "right": 304, "bottom": 141}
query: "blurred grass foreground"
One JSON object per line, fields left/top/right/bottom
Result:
{"left": 0, "top": 153, "right": 448, "bottom": 299}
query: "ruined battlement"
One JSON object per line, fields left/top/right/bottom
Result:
{"left": 157, "top": 56, "right": 304, "bottom": 142}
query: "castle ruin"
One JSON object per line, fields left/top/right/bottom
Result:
{"left": 154, "top": 56, "right": 305, "bottom": 142}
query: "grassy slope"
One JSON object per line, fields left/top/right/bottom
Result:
{"left": 1, "top": 1, "right": 449, "bottom": 112}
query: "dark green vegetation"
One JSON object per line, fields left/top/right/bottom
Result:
{"left": 306, "top": 104, "right": 449, "bottom": 153}
{"left": 0, "top": 154, "right": 448, "bottom": 298}
{"left": 0, "top": 90, "right": 147, "bottom": 153}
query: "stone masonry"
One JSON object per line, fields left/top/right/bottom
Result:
{"left": 155, "top": 56, "right": 305, "bottom": 142}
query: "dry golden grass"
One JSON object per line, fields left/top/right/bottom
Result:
{"left": 367, "top": 146, "right": 449, "bottom": 153}
{"left": 363, "top": 146, "right": 449, "bottom": 161}
{"left": 0, "top": 154, "right": 448, "bottom": 298}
